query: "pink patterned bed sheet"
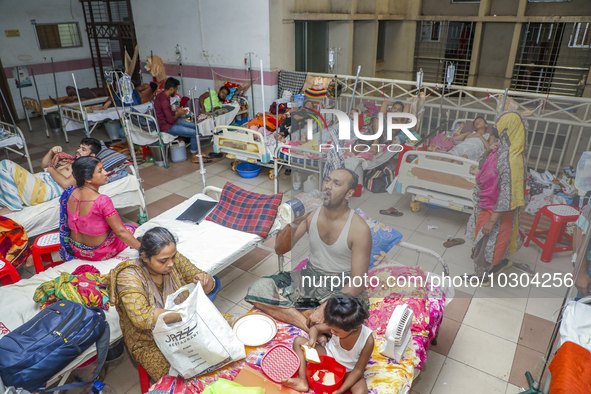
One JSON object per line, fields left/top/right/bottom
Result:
{"left": 150, "top": 265, "right": 445, "bottom": 394}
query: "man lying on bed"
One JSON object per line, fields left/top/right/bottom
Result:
{"left": 0, "top": 138, "right": 101, "bottom": 214}
{"left": 444, "top": 116, "right": 495, "bottom": 161}
{"left": 245, "top": 168, "right": 372, "bottom": 334}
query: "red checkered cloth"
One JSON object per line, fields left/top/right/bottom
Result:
{"left": 206, "top": 182, "right": 282, "bottom": 238}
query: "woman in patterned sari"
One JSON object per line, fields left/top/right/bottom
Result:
{"left": 0, "top": 216, "right": 33, "bottom": 269}
{"left": 464, "top": 111, "right": 528, "bottom": 286}
{"left": 107, "top": 227, "right": 218, "bottom": 381}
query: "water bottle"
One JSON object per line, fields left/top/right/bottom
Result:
{"left": 146, "top": 105, "right": 152, "bottom": 116}
{"left": 278, "top": 190, "right": 327, "bottom": 223}
{"left": 90, "top": 381, "right": 117, "bottom": 394}
{"left": 293, "top": 170, "right": 302, "bottom": 191}
{"left": 304, "top": 174, "right": 318, "bottom": 194}
{"left": 245, "top": 351, "right": 265, "bottom": 366}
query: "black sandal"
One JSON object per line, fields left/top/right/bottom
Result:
{"left": 208, "top": 152, "right": 223, "bottom": 158}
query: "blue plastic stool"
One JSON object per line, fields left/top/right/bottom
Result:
{"left": 207, "top": 275, "right": 221, "bottom": 301}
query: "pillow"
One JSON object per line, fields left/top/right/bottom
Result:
{"left": 206, "top": 182, "right": 282, "bottom": 238}
{"left": 96, "top": 148, "right": 128, "bottom": 173}
{"left": 355, "top": 208, "right": 403, "bottom": 269}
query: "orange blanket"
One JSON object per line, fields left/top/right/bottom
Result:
{"left": 549, "top": 341, "right": 591, "bottom": 394}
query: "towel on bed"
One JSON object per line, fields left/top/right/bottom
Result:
{"left": 206, "top": 182, "right": 282, "bottom": 238}
{"left": 0, "top": 160, "right": 62, "bottom": 211}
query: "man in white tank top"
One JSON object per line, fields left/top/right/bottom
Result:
{"left": 245, "top": 169, "right": 372, "bottom": 332}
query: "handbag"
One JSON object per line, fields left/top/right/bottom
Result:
{"left": 363, "top": 162, "right": 397, "bottom": 194}
{"left": 0, "top": 300, "right": 109, "bottom": 392}
{"left": 153, "top": 283, "right": 246, "bottom": 379}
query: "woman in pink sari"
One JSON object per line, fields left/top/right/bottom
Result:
{"left": 464, "top": 111, "right": 528, "bottom": 286}
{"left": 59, "top": 156, "right": 140, "bottom": 261}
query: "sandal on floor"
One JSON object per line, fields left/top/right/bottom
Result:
{"left": 379, "top": 207, "right": 403, "bottom": 217}
{"left": 443, "top": 238, "right": 465, "bottom": 248}
{"left": 208, "top": 152, "right": 223, "bottom": 158}
{"left": 285, "top": 169, "right": 291, "bottom": 175}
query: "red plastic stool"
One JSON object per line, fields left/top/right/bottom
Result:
{"left": 32, "top": 232, "right": 64, "bottom": 274}
{"left": 0, "top": 257, "right": 21, "bottom": 285}
{"left": 524, "top": 204, "right": 580, "bottom": 263}
{"left": 138, "top": 365, "right": 150, "bottom": 393}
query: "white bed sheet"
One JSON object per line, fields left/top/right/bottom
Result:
{"left": 134, "top": 193, "right": 263, "bottom": 275}
{"left": 0, "top": 248, "right": 137, "bottom": 383}
{"left": 197, "top": 104, "right": 240, "bottom": 137}
{"left": 64, "top": 103, "right": 152, "bottom": 132}
{"left": 4, "top": 174, "right": 144, "bottom": 237}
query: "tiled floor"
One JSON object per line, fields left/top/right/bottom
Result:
{"left": 10, "top": 117, "right": 568, "bottom": 394}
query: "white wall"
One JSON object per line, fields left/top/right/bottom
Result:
{"left": 131, "top": 0, "right": 272, "bottom": 70}
{"left": 131, "top": 0, "right": 277, "bottom": 104}
{"left": 0, "top": 0, "right": 91, "bottom": 67}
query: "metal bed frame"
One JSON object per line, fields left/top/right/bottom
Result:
{"left": 0, "top": 120, "right": 33, "bottom": 173}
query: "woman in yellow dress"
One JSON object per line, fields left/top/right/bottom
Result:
{"left": 108, "top": 227, "right": 217, "bottom": 381}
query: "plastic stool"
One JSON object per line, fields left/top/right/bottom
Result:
{"left": 524, "top": 204, "right": 580, "bottom": 263}
{"left": 32, "top": 232, "right": 63, "bottom": 274}
{"left": 0, "top": 257, "right": 21, "bottom": 285}
{"left": 138, "top": 365, "right": 150, "bottom": 393}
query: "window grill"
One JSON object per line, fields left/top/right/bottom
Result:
{"left": 81, "top": 0, "right": 139, "bottom": 88}
{"left": 511, "top": 22, "right": 591, "bottom": 97}
{"left": 414, "top": 21, "right": 476, "bottom": 86}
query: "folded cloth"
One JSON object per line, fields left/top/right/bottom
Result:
{"left": 50, "top": 152, "right": 75, "bottom": 170}
{"left": 549, "top": 341, "right": 591, "bottom": 394}
{"left": 33, "top": 267, "right": 110, "bottom": 310}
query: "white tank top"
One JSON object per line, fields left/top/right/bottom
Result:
{"left": 308, "top": 208, "right": 354, "bottom": 274}
{"left": 325, "top": 325, "right": 373, "bottom": 372}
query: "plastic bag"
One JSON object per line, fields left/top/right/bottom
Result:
{"left": 202, "top": 379, "right": 264, "bottom": 394}
{"left": 559, "top": 300, "right": 591, "bottom": 353}
{"left": 153, "top": 283, "right": 246, "bottom": 379}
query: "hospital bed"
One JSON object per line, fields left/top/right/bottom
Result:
{"left": 0, "top": 185, "right": 282, "bottom": 392}
{"left": 133, "top": 186, "right": 284, "bottom": 275}
{"left": 396, "top": 150, "right": 478, "bottom": 214}
{"left": 395, "top": 118, "right": 491, "bottom": 213}
{"left": 4, "top": 163, "right": 147, "bottom": 237}
{"left": 60, "top": 102, "right": 152, "bottom": 138}
{"left": 23, "top": 96, "right": 109, "bottom": 140}
{"left": 195, "top": 102, "right": 241, "bottom": 137}
{"left": 0, "top": 120, "right": 33, "bottom": 173}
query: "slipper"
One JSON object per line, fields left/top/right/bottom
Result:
{"left": 379, "top": 207, "right": 403, "bottom": 217}
{"left": 208, "top": 152, "right": 223, "bottom": 158}
{"left": 444, "top": 238, "right": 465, "bottom": 248}
{"left": 195, "top": 159, "right": 212, "bottom": 164}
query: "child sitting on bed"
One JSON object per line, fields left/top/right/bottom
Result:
{"left": 284, "top": 293, "right": 374, "bottom": 394}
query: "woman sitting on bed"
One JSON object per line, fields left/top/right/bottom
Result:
{"left": 444, "top": 117, "right": 495, "bottom": 161}
{"left": 108, "top": 227, "right": 220, "bottom": 381}
{"left": 59, "top": 156, "right": 140, "bottom": 262}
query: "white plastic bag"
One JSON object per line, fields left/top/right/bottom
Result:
{"left": 153, "top": 283, "right": 246, "bottom": 379}
{"left": 559, "top": 300, "right": 591, "bottom": 353}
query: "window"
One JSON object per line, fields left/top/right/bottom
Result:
{"left": 569, "top": 23, "right": 591, "bottom": 48}
{"left": 35, "top": 23, "right": 82, "bottom": 50}
{"left": 376, "top": 21, "right": 386, "bottom": 62}
{"left": 295, "top": 21, "right": 328, "bottom": 73}
{"left": 420, "top": 21, "right": 441, "bottom": 42}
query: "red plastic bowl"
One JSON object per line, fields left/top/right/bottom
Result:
{"left": 260, "top": 344, "right": 300, "bottom": 383}
{"left": 305, "top": 355, "right": 347, "bottom": 394}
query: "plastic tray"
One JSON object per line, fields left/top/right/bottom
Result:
{"left": 260, "top": 344, "right": 300, "bottom": 383}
